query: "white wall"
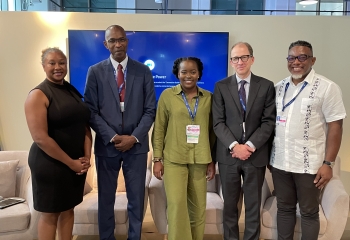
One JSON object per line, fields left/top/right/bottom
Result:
{"left": 0, "top": 12, "right": 349, "bottom": 193}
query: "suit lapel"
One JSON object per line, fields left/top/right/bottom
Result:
{"left": 246, "top": 73, "right": 261, "bottom": 117}
{"left": 124, "top": 58, "right": 135, "bottom": 107}
{"left": 228, "top": 75, "right": 243, "bottom": 115}
{"left": 106, "top": 59, "right": 121, "bottom": 104}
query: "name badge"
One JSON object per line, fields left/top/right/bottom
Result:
{"left": 120, "top": 102, "right": 125, "bottom": 112}
{"left": 276, "top": 115, "right": 287, "bottom": 126}
{"left": 186, "top": 125, "right": 200, "bottom": 144}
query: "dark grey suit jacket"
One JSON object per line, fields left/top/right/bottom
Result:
{"left": 84, "top": 57, "right": 156, "bottom": 157}
{"left": 212, "top": 73, "right": 276, "bottom": 167}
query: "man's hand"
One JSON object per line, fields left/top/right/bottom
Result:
{"left": 113, "top": 135, "right": 137, "bottom": 152}
{"left": 111, "top": 135, "right": 122, "bottom": 144}
{"left": 314, "top": 164, "right": 333, "bottom": 189}
{"left": 206, "top": 162, "right": 216, "bottom": 181}
{"left": 230, "top": 144, "right": 254, "bottom": 160}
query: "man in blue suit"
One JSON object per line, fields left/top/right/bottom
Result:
{"left": 84, "top": 25, "right": 156, "bottom": 240}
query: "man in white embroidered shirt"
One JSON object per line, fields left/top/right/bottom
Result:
{"left": 270, "top": 40, "right": 346, "bottom": 240}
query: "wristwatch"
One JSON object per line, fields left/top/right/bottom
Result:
{"left": 152, "top": 158, "right": 163, "bottom": 163}
{"left": 323, "top": 160, "right": 335, "bottom": 169}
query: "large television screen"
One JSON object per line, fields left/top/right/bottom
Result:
{"left": 68, "top": 30, "right": 229, "bottom": 99}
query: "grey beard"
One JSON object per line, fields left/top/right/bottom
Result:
{"left": 291, "top": 74, "right": 303, "bottom": 80}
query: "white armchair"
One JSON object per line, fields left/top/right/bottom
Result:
{"left": 260, "top": 156, "right": 349, "bottom": 240}
{"left": 0, "top": 151, "right": 40, "bottom": 240}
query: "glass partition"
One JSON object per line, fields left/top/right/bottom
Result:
{"left": 296, "top": 0, "right": 317, "bottom": 15}
{"left": 2, "top": 0, "right": 349, "bottom": 15}
{"left": 320, "top": 0, "right": 344, "bottom": 16}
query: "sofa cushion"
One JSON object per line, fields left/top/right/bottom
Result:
{"left": 0, "top": 160, "right": 19, "bottom": 198}
{"left": 0, "top": 203, "right": 30, "bottom": 233}
{"left": 74, "top": 192, "right": 128, "bottom": 224}
{"left": 261, "top": 196, "right": 327, "bottom": 234}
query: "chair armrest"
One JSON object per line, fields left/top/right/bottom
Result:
{"left": 261, "top": 178, "right": 272, "bottom": 209}
{"left": 148, "top": 175, "right": 168, "bottom": 234}
{"left": 142, "top": 158, "right": 153, "bottom": 219}
{"left": 83, "top": 153, "right": 95, "bottom": 195}
{"left": 145, "top": 166, "right": 152, "bottom": 188}
{"left": 332, "top": 156, "right": 341, "bottom": 178}
{"left": 24, "top": 176, "right": 40, "bottom": 239}
{"left": 214, "top": 173, "right": 224, "bottom": 200}
{"left": 145, "top": 150, "right": 153, "bottom": 188}
{"left": 83, "top": 168, "right": 94, "bottom": 195}
{"left": 320, "top": 177, "right": 349, "bottom": 239}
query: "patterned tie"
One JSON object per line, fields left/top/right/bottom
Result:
{"left": 239, "top": 80, "right": 247, "bottom": 121}
{"left": 117, "top": 64, "right": 125, "bottom": 102}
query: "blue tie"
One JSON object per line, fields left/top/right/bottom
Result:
{"left": 239, "top": 80, "right": 247, "bottom": 121}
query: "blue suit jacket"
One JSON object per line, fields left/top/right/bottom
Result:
{"left": 84, "top": 57, "right": 156, "bottom": 157}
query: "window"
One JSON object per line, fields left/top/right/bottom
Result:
{"left": 296, "top": 1, "right": 317, "bottom": 15}
{"left": 265, "top": 0, "right": 348, "bottom": 15}
{"left": 320, "top": 0, "right": 344, "bottom": 16}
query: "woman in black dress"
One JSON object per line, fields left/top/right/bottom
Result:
{"left": 25, "top": 47, "right": 92, "bottom": 240}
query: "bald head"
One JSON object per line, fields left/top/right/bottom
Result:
{"left": 105, "top": 25, "right": 125, "bottom": 40}
{"left": 103, "top": 25, "right": 128, "bottom": 62}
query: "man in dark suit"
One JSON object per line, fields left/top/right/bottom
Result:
{"left": 84, "top": 25, "right": 156, "bottom": 240}
{"left": 212, "top": 42, "right": 276, "bottom": 240}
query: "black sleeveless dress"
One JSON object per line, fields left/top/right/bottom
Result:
{"left": 28, "top": 79, "right": 90, "bottom": 213}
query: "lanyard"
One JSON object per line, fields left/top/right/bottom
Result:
{"left": 114, "top": 66, "right": 127, "bottom": 94}
{"left": 282, "top": 81, "right": 308, "bottom": 112}
{"left": 181, "top": 92, "right": 199, "bottom": 122}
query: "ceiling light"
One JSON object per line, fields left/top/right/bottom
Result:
{"left": 299, "top": 0, "right": 318, "bottom": 5}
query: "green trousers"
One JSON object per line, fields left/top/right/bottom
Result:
{"left": 163, "top": 160, "right": 208, "bottom": 240}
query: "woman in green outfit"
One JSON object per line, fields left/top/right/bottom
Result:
{"left": 152, "top": 57, "right": 216, "bottom": 240}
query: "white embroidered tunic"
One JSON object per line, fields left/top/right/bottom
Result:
{"left": 270, "top": 69, "right": 346, "bottom": 174}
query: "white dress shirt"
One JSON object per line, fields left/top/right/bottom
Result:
{"left": 110, "top": 54, "right": 128, "bottom": 85}
{"left": 229, "top": 73, "right": 256, "bottom": 150}
{"left": 270, "top": 69, "right": 346, "bottom": 174}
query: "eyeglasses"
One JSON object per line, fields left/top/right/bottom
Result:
{"left": 286, "top": 54, "right": 313, "bottom": 63}
{"left": 107, "top": 38, "right": 127, "bottom": 44}
{"left": 230, "top": 55, "right": 252, "bottom": 63}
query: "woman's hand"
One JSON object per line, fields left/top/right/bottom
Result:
{"left": 69, "top": 159, "right": 85, "bottom": 173}
{"left": 206, "top": 162, "right": 216, "bottom": 181}
{"left": 69, "top": 157, "right": 91, "bottom": 175}
{"left": 76, "top": 156, "right": 91, "bottom": 175}
{"left": 153, "top": 162, "right": 164, "bottom": 180}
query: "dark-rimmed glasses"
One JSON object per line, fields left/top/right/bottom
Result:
{"left": 230, "top": 55, "right": 252, "bottom": 63}
{"left": 107, "top": 38, "right": 127, "bottom": 44}
{"left": 286, "top": 54, "right": 313, "bottom": 63}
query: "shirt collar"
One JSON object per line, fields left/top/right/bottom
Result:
{"left": 174, "top": 84, "right": 204, "bottom": 97}
{"left": 236, "top": 73, "right": 252, "bottom": 84}
{"left": 110, "top": 54, "right": 128, "bottom": 71}
{"left": 288, "top": 68, "right": 315, "bottom": 86}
